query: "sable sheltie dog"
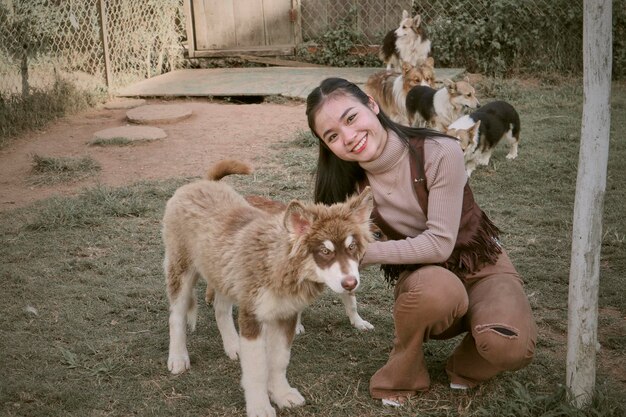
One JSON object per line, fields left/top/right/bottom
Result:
{"left": 163, "top": 160, "right": 374, "bottom": 417}
{"left": 379, "top": 10, "right": 432, "bottom": 70}
{"left": 405, "top": 78, "right": 481, "bottom": 131}
{"left": 365, "top": 59, "right": 435, "bottom": 125}
{"left": 446, "top": 100, "right": 521, "bottom": 176}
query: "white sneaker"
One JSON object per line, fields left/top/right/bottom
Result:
{"left": 450, "top": 382, "right": 469, "bottom": 390}
{"left": 381, "top": 398, "right": 404, "bottom": 407}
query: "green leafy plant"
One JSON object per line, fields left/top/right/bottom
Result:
{"left": 427, "top": 0, "right": 583, "bottom": 77}
{"left": 296, "top": 9, "right": 380, "bottom": 67}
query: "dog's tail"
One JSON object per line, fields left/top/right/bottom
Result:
{"left": 206, "top": 159, "right": 253, "bottom": 181}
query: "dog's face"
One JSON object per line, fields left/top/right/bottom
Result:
{"left": 444, "top": 79, "right": 480, "bottom": 110}
{"left": 401, "top": 62, "right": 427, "bottom": 91}
{"left": 447, "top": 119, "right": 481, "bottom": 157}
{"left": 395, "top": 10, "right": 423, "bottom": 39}
{"left": 419, "top": 57, "right": 436, "bottom": 87}
{"left": 283, "top": 188, "right": 374, "bottom": 294}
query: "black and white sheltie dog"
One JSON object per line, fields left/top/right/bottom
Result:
{"left": 379, "top": 10, "right": 431, "bottom": 70}
{"left": 405, "top": 79, "right": 480, "bottom": 131}
{"left": 446, "top": 100, "right": 521, "bottom": 176}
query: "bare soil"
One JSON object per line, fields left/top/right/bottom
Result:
{"left": 0, "top": 98, "right": 308, "bottom": 210}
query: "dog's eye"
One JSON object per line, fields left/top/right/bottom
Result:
{"left": 320, "top": 247, "right": 332, "bottom": 256}
{"left": 347, "top": 242, "right": 357, "bottom": 251}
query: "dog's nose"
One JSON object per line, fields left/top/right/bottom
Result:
{"left": 341, "top": 276, "right": 358, "bottom": 291}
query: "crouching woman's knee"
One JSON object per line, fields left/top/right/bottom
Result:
{"left": 393, "top": 266, "right": 469, "bottom": 337}
{"left": 473, "top": 322, "right": 537, "bottom": 371}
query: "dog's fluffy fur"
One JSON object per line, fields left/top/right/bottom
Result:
{"left": 163, "top": 160, "right": 374, "bottom": 417}
{"left": 364, "top": 59, "right": 435, "bottom": 125}
{"left": 206, "top": 167, "right": 375, "bottom": 335}
{"left": 446, "top": 100, "right": 521, "bottom": 176}
{"left": 405, "top": 78, "right": 481, "bottom": 131}
{"left": 379, "top": 10, "right": 432, "bottom": 70}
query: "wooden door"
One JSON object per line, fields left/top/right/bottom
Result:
{"left": 184, "top": 0, "right": 301, "bottom": 57}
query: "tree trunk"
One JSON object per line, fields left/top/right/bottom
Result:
{"left": 566, "top": 0, "right": 612, "bottom": 408}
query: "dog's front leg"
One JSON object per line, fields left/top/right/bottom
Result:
{"left": 213, "top": 292, "right": 239, "bottom": 360}
{"left": 266, "top": 316, "right": 305, "bottom": 409}
{"left": 239, "top": 311, "right": 274, "bottom": 417}
{"left": 340, "top": 292, "right": 374, "bottom": 330}
{"left": 167, "top": 268, "right": 196, "bottom": 374}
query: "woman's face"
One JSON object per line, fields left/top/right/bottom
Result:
{"left": 313, "top": 94, "right": 388, "bottom": 163}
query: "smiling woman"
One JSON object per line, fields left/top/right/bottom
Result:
{"left": 305, "top": 77, "right": 537, "bottom": 406}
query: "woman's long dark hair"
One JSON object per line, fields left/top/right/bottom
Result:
{"left": 306, "top": 77, "right": 440, "bottom": 205}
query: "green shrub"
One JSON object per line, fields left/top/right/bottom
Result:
{"left": 427, "top": 0, "right": 582, "bottom": 76}
{"left": 296, "top": 11, "right": 380, "bottom": 67}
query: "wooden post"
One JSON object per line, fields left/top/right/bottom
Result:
{"left": 98, "top": 0, "right": 113, "bottom": 89}
{"left": 566, "top": 0, "right": 612, "bottom": 408}
{"left": 292, "top": 0, "right": 303, "bottom": 47}
{"left": 20, "top": 50, "right": 29, "bottom": 97}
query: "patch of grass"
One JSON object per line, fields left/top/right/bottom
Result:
{"left": 0, "top": 78, "right": 624, "bottom": 417}
{"left": 291, "top": 129, "right": 318, "bottom": 148}
{"left": 0, "top": 78, "right": 106, "bottom": 149}
{"left": 29, "top": 154, "right": 101, "bottom": 185}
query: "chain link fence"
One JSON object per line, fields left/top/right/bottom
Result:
{"left": 1, "top": 0, "right": 621, "bottom": 103}
{"left": 0, "top": 0, "right": 184, "bottom": 99}
{"left": 300, "top": 0, "right": 589, "bottom": 75}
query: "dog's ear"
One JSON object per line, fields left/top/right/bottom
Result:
{"left": 443, "top": 79, "right": 456, "bottom": 93}
{"left": 284, "top": 201, "right": 313, "bottom": 236}
{"left": 401, "top": 61, "right": 411, "bottom": 74}
{"left": 348, "top": 186, "right": 374, "bottom": 224}
{"left": 401, "top": 10, "right": 409, "bottom": 20}
{"left": 424, "top": 56, "right": 435, "bottom": 68}
{"left": 413, "top": 14, "right": 421, "bottom": 26}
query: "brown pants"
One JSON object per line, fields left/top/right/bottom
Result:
{"left": 369, "top": 250, "right": 537, "bottom": 399}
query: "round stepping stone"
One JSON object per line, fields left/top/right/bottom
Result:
{"left": 104, "top": 98, "right": 146, "bottom": 110}
{"left": 92, "top": 125, "right": 167, "bottom": 142}
{"left": 126, "top": 104, "right": 192, "bottom": 124}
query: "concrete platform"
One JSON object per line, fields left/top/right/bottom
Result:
{"left": 92, "top": 125, "right": 167, "bottom": 141}
{"left": 126, "top": 104, "right": 193, "bottom": 124}
{"left": 116, "top": 67, "right": 465, "bottom": 100}
{"left": 104, "top": 98, "right": 146, "bottom": 109}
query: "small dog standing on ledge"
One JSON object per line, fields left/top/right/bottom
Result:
{"left": 379, "top": 10, "right": 432, "bottom": 70}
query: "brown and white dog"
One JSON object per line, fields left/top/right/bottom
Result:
{"left": 206, "top": 166, "right": 376, "bottom": 334}
{"left": 379, "top": 10, "right": 432, "bottom": 70}
{"left": 163, "top": 160, "right": 374, "bottom": 417}
{"left": 405, "top": 78, "right": 481, "bottom": 131}
{"left": 364, "top": 59, "right": 435, "bottom": 125}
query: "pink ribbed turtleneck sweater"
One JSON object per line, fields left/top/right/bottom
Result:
{"left": 359, "top": 130, "right": 467, "bottom": 266}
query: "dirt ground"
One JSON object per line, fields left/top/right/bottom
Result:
{"left": 0, "top": 98, "right": 309, "bottom": 211}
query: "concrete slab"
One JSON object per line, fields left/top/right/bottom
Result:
{"left": 126, "top": 104, "right": 193, "bottom": 125}
{"left": 116, "top": 67, "right": 466, "bottom": 100}
{"left": 104, "top": 98, "right": 146, "bottom": 110}
{"left": 92, "top": 125, "right": 167, "bottom": 141}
